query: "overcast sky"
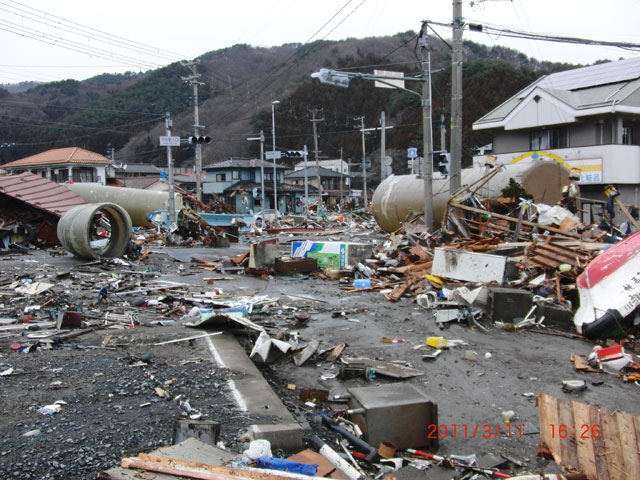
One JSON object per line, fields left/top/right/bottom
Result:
{"left": 0, "top": 0, "right": 639, "bottom": 84}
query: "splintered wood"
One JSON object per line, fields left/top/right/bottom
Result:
{"left": 538, "top": 393, "right": 640, "bottom": 480}
{"left": 524, "top": 236, "right": 595, "bottom": 273}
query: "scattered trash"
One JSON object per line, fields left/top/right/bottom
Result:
{"left": 561, "top": 379, "right": 587, "bottom": 392}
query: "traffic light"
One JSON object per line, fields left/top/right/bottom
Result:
{"left": 283, "top": 151, "right": 304, "bottom": 157}
{"left": 189, "top": 135, "right": 211, "bottom": 145}
{"left": 311, "top": 68, "right": 351, "bottom": 88}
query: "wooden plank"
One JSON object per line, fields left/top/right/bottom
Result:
{"left": 450, "top": 203, "right": 582, "bottom": 238}
{"left": 123, "top": 454, "right": 330, "bottom": 480}
{"left": 601, "top": 407, "right": 625, "bottom": 480}
{"left": 616, "top": 411, "right": 640, "bottom": 480}
{"left": 573, "top": 400, "right": 599, "bottom": 480}
{"left": 634, "top": 415, "right": 640, "bottom": 476}
{"left": 590, "top": 405, "right": 610, "bottom": 480}
{"left": 557, "top": 397, "right": 581, "bottom": 473}
{"left": 538, "top": 394, "right": 562, "bottom": 465}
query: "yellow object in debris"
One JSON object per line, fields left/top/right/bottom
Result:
{"left": 424, "top": 274, "right": 443, "bottom": 285}
{"left": 426, "top": 336, "right": 447, "bottom": 349}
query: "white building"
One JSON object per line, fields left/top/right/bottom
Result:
{"left": 472, "top": 57, "right": 640, "bottom": 212}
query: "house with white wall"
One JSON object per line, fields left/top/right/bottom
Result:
{"left": 472, "top": 57, "right": 640, "bottom": 213}
{"left": 1, "top": 147, "right": 114, "bottom": 185}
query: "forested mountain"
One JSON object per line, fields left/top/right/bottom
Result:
{"left": 0, "top": 31, "right": 579, "bottom": 186}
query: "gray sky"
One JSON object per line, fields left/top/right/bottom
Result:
{"left": 1, "top": 0, "right": 639, "bottom": 84}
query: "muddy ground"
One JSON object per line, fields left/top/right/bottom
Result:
{"left": 1, "top": 240, "right": 639, "bottom": 479}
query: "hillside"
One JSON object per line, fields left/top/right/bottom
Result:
{"left": 0, "top": 32, "right": 578, "bottom": 185}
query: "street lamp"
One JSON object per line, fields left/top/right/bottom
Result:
{"left": 311, "top": 62, "right": 435, "bottom": 231}
{"left": 271, "top": 100, "right": 280, "bottom": 212}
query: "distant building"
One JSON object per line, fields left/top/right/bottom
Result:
{"left": 294, "top": 158, "right": 348, "bottom": 176}
{"left": 285, "top": 166, "right": 349, "bottom": 207}
{"left": 203, "top": 158, "right": 308, "bottom": 213}
{"left": 472, "top": 57, "right": 640, "bottom": 214}
{"left": 1, "top": 147, "right": 113, "bottom": 185}
{"left": 116, "top": 163, "right": 162, "bottom": 177}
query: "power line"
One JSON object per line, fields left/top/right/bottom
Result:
{"left": 216, "top": 0, "right": 366, "bottom": 123}
{"left": 0, "top": 22, "right": 160, "bottom": 70}
{"left": 426, "top": 18, "right": 640, "bottom": 52}
{"left": 0, "top": 0, "right": 188, "bottom": 61}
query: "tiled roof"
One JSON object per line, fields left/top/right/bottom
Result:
{"left": 0, "top": 172, "right": 87, "bottom": 216}
{"left": 119, "top": 163, "right": 161, "bottom": 174}
{"left": 2, "top": 147, "right": 112, "bottom": 168}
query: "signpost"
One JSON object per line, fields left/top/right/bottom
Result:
{"left": 159, "top": 136, "right": 181, "bottom": 147}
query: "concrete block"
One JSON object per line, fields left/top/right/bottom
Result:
{"left": 275, "top": 256, "right": 318, "bottom": 274}
{"left": 249, "top": 239, "right": 279, "bottom": 268}
{"left": 536, "top": 301, "right": 574, "bottom": 329}
{"left": 488, "top": 287, "right": 533, "bottom": 323}
{"left": 247, "top": 423, "right": 304, "bottom": 452}
{"left": 348, "top": 383, "right": 438, "bottom": 450}
{"left": 173, "top": 419, "right": 220, "bottom": 446}
{"left": 432, "top": 247, "right": 507, "bottom": 283}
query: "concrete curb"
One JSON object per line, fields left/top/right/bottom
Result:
{"left": 205, "top": 331, "right": 303, "bottom": 451}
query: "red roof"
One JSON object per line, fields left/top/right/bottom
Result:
{"left": 0, "top": 172, "right": 87, "bottom": 216}
{"left": 2, "top": 147, "right": 112, "bottom": 168}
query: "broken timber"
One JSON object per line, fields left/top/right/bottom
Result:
{"left": 538, "top": 393, "right": 640, "bottom": 480}
{"left": 447, "top": 203, "right": 583, "bottom": 240}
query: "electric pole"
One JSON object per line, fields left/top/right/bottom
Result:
{"left": 164, "top": 113, "right": 176, "bottom": 227}
{"left": 420, "top": 25, "right": 434, "bottom": 231}
{"left": 378, "top": 111, "right": 394, "bottom": 180}
{"left": 356, "top": 116, "right": 369, "bottom": 209}
{"left": 310, "top": 109, "right": 324, "bottom": 205}
{"left": 440, "top": 113, "right": 446, "bottom": 157}
{"left": 182, "top": 60, "right": 206, "bottom": 203}
{"left": 450, "top": 0, "right": 463, "bottom": 192}
{"left": 303, "top": 145, "right": 309, "bottom": 215}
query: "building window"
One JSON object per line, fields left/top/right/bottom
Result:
{"left": 232, "top": 170, "right": 240, "bottom": 180}
{"left": 530, "top": 128, "right": 568, "bottom": 150}
{"left": 72, "top": 167, "right": 96, "bottom": 183}
{"left": 52, "top": 169, "right": 69, "bottom": 183}
{"left": 265, "top": 172, "right": 273, "bottom": 181}
{"left": 216, "top": 173, "right": 226, "bottom": 182}
{"left": 622, "top": 126, "right": 632, "bottom": 145}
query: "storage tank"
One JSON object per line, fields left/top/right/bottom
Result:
{"left": 372, "top": 161, "right": 570, "bottom": 232}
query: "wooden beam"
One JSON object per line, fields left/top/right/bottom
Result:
{"left": 450, "top": 203, "right": 582, "bottom": 238}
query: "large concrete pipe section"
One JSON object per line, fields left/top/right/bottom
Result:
{"left": 372, "top": 160, "right": 570, "bottom": 232}
{"left": 65, "top": 183, "right": 183, "bottom": 227}
{"left": 57, "top": 203, "right": 132, "bottom": 259}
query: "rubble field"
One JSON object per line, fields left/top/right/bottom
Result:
{"left": 1, "top": 239, "right": 639, "bottom": 479}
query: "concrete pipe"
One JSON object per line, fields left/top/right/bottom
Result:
{"left": 65, "top": 183, "right": 183, "bottom": 227}
{"left": 57, "top": 203, "right": 133, "bottom": 259}
{"left": 372, "top": 160, "right": 570, "bottom": 232}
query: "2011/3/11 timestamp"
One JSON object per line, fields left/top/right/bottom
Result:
{"left": 549, "top": 424, "right": 601, "bottom": 439}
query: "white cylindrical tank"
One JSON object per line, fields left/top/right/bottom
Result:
{"left": 372, "top": 161, "right": 570, "bottom": 232}
{"left": 66, "top": 183, "right": 183, "bottom": 227}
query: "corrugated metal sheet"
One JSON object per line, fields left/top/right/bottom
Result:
{"left": 0, "top": 172, "right": 86, "bottom": 216}
{"left": 2, "top": 147, "right": 112, "bottom": 168}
